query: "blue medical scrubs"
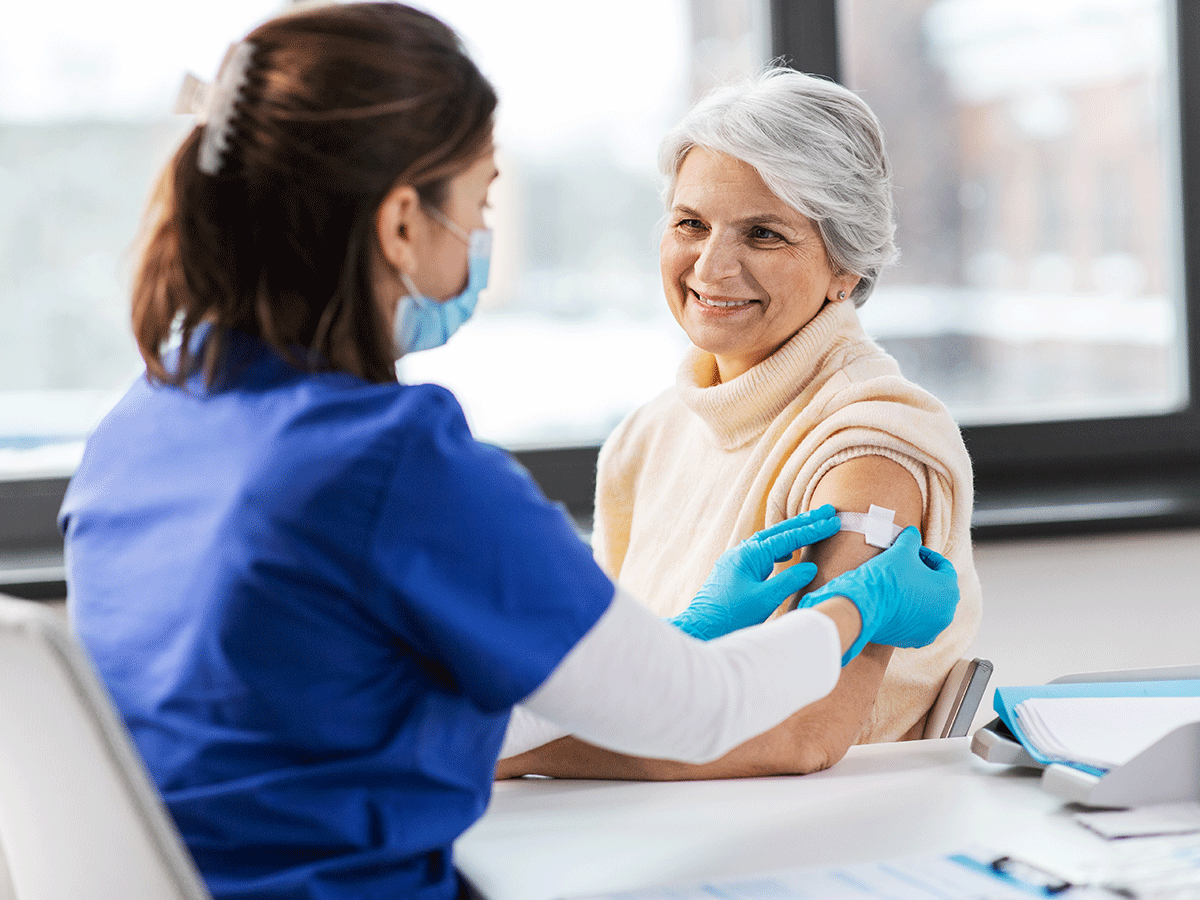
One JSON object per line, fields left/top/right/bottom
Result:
{"left": 59, "top": 329, "right": 614, "bottom": 900}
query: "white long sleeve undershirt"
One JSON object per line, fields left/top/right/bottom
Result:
{"left": 499, "top": 585, "right": 841, "bottom": 763}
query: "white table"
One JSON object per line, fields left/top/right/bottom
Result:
{"left": 455, "top": 737, "right": 1115, "bottom": 900}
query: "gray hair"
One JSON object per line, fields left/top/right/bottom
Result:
{"left": 659, "top": 67, "right": 898, "bottom": 306}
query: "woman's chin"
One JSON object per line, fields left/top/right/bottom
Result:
{"left": 681, "top": 316, "right": 759, "bottom": 360}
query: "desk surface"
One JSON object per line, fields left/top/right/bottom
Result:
{"left": 455, "top": 738, "right": 1113, "bottom": 900}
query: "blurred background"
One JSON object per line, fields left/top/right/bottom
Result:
{"left": 0, "top": 0, "right": 1183, "bottom": 465}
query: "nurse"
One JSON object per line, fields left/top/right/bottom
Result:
{"left": 58, "top": 4, "right": 959, "bottom": 900}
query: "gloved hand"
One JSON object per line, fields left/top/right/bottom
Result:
{"left": 797, "top": 526, "right": 959, "bottom": 665}
{"left": 667, "top": 505, "right": 840, "bottom": 640}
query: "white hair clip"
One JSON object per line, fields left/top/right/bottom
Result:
{"left": 174, "top": 72, "right": 208, "bottom": 119}
{"left": 174, "top": 41, "right": 256, "bottom": 177}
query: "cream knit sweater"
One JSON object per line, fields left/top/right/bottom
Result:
{"left": 594, "top": 299, "right": 982, "bottom": 743}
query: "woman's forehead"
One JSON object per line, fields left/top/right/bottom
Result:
{"left": 672, "top": 147, "right": 809, "bottom": 226}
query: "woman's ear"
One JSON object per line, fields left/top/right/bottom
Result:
{"left": 830, "top": 273, "right": 862, "bottom": 302}
{"left": 374, "top": 183, "right": 422, "bottom": 277}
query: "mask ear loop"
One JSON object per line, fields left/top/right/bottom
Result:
{"left": 422, "top": 204, "right": 471, "bottom": 244}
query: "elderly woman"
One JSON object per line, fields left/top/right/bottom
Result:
{"left": 498, "top": 67, "right": 981, "bottom": 780}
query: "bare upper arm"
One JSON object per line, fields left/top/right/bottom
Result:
{"left": 794, "top": 455, "right": 924, "bottom": 599}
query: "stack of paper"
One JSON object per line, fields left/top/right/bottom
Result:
{"left": 992, "top": 680, "right": 1200, "bottom": 775}
{"left": 1014, "top": 696, "right": 1200, "bottom": 771}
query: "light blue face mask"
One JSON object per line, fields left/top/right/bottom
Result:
{"left": 393, "top": 207, "right": 492, "bottom": 358}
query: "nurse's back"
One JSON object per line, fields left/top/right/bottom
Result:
{"left": 61, "top": 335, "right": 507, "bottom": 898}
{"left": 63, "top": 328, "right": 612, "bottom": 897}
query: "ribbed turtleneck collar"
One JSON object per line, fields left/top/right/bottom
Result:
{"left": 675, "top": 300, "right": 859, "bottom": 450}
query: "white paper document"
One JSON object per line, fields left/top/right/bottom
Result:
{"left": 1014, "top": 695, "right": 1200, "bottom": 770}
{"left": 1090, "top": 832, "right": 1200, "bottom": 898}
{"left": 565, "top": 850, "right": 1093, "bottom": 899}
{"left": 1075, "top": 802, "right": 1200, "bottom": 839}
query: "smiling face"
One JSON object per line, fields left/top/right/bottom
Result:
{"left": 660, "top": 147, "right": 859, "bottom": 383}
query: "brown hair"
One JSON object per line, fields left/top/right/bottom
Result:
{"left": 133, "top": 2, "right": 497, "bottom": 386}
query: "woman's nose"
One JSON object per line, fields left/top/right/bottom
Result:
{"left": 693, "top": 234, "right": 741, "bottom": 283}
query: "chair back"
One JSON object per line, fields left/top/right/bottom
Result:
{"left": 0, "top": 594, "right": 211, "bottom": 900}
{"left": 923, "top": 657, "right": 994, "bottom": 740}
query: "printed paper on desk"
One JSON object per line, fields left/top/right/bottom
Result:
{"left": 564, "top": 849, "right": 1079, "bottom": 899}
{"left": 1093, "top": 832, "right": 1200, "bottom": 898}
{"left": 1075, "top": 802, "right": 1200, "bottom": 839}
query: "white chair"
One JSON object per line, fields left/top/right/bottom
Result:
{"left": 922, "top": 657, "right": 993, "bottom": 740}
{"left": 0, "top": 593, "right": 211, "bottom": 899}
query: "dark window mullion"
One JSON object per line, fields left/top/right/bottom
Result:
{"left": 770, "top": 0, "right": 840, "bottom": 82}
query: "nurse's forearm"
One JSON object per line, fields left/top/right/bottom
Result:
{"left": 499, "top": 705, "right": 569, "bottom": 759}
{"left": 512, "top": 586, "right": 847, "bottom": 766}
{"left": 495, "top": 643, "right": 889, "bottom": 781}
{"left": 499, "top": 592, "right": 862, "bottom": 763}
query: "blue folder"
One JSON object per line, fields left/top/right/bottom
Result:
{"left": 992, "top": 679, "right": 1200, "bottom": 775}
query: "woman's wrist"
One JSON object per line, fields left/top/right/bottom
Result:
{"left": 811, "top": 595, "right": 862, "bottom": 655}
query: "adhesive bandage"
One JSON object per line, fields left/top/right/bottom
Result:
{"left": 837, "top": 505, "right": 903, "bottom": 549}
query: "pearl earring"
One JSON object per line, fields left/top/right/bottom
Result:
{"left": 837, "top": 291, "right": 846, "bottom": 300}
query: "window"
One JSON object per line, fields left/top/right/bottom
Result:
{"left": 1, "top": 0, "right": 282, "bottom": 479}
{"left": 778, "top": 0, "right": 1200, "bottom": 533}
{"left": 399, "top": 0, "right": 771, "bottom": 449}
{"left": 838, "top": 0, "right": 1183, "bottom": 427}
{"left": 2, "top": 0, "right": 772, "bottom": 470}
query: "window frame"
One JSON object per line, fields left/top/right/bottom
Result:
{"left": 6, "top": 0, "right": 1200, "bottom": 601}
{"left": 0, "top": 475, "right": 71, "bottom": 598}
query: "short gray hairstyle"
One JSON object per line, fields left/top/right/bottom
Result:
{"left": 659, "top": 67, "right": 898, "bottom": 306}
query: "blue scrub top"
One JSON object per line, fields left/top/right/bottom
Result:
{"left": 59, "top": 330, "right": 614, "bottom": 900}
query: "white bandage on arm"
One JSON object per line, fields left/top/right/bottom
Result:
{"left": 837, "top": 504, "right": 903, "bottom": 549}
{"left": 500, "top": 586, "right": 841, "bottom": 764}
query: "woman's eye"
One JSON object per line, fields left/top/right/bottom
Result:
{"left": 676, "top": 218, "right": 704, "bottom": 231}
{"left": 751, "top": 226, "right": 783, "bottom": 241}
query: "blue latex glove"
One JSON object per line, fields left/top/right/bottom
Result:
{"left": 797, "top": 526, "right": 959, "bottom": 665}
{"left": 667, "top": 505, "right": 841, "bottom": 641}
